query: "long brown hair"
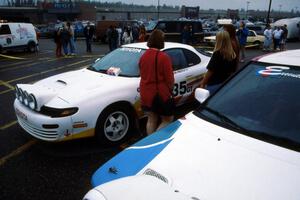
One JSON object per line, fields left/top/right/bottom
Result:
{"left": 214, "top": 31, "right": 236, "bottom": 61}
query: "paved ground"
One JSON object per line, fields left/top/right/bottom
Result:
{"left": 0, "top": 39, "right": 299, "bottom": 200}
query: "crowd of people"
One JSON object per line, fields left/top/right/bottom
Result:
{"left": 106, "top": 24, "right": 146, "bottom": 52}
{"left": 53, "top": 21, "right": 147, "bottom": 56}
{"left": 263, "top": 24, "right": 288, "bottom": 51}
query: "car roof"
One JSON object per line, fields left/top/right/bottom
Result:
{"left": 122, "top": 42, "right": 194, "bottom": 51}
{"left": 257, "top": 50, "right": 300, "bottom": 66}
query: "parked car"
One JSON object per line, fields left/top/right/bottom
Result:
{"left": 146, "top": 20, "right": 204, "bottom": 44}
{"left": 84, "top": 49, "right": 300, "bottom": 200}
{"left": 204, "top": 30, "right": 264, "bottom": 47}
{"left": 14, "top": 42, "right": 210, "bottom": 145}
{"left": 246, "top": 24, "right": 265, "bottom": 35}
{"left": 0, "top": 22, "right": 38, "bottom": 53}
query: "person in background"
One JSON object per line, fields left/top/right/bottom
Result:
{"left": 122, "top": 26, "right": 133, "bottom": 44}
{"left": 280, "top": 24, "right": 288, "bottom": 51}
{"left": 181, "top": 25, "right": 190, "bottom": 44}
{"left": 106, "top": 25, "right": 113, "bottom": 51}
{"left": 236, "top": 21, "right": 249, "bottom": 62}
{"left": 60, "top": 23, "right": 71, "bottom": 56}
{"left": 139, "top": 29, "right": 174, "bottom": 135}
{"left": 223, "top": 24, "right": 240, "bottom": 71}
{"left": 273, "top": 26, "right": 283, "bottom": 51}
{"left": 83, "top": 21, "right": 95, "bottom": 53}
{"left": 67, "top": 22, "right": 76, "bottom": 56}
{"left": 138, "top": 24, "right": 146, "bottom": 42}
{"left": 116, "top": 25, "right": 122, "bottom": 47}
{"left": 263, "top": 24, "right": 273, "bottom": 51}
{"left": 200, "top": 31, "right": 236, "bottom": 94}
{"left": 54, "top": 26, "right": 62, "bottom": 57}
{"left": 110, "top": 25, "right": 119, "bottom": 51}
{"left": 132, "top": 25, "right": 139, "bottom": 43}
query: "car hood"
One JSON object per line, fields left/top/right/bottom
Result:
{"left": 17, "top": 69, "right": 137, "bottom": 109}
{"left": 90, "top": 113, "right": 300, "bottom": 200}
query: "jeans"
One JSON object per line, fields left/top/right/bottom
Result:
{"left": 86, "top": 38, "right": 92, "bottom": 52}
{"left": 62, "top": 41, "right": 69, "bottom": 55}
{"left": 206, "top": 83, "right": 222, "bottom": 95}
{"left": 69, "top": 37, "right": 76, "bottom": 54}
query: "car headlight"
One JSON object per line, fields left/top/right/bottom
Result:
{"left": 28, "top": 94, "right": 37, "bottom": 110}
{"left": 23, "top": 91, "right": 29, "bottom": 106}
{"left": 15, "top": 86, "right": 20, "bottom": 99}
{"left": 40, "top": 106, "right": 79, "bottom": 118}
{"left": 18, "top": 88, "right": 24, "bottom": 102}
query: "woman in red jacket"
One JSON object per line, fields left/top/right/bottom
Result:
{"left": 139, "top": 29, "right": 174, "bottom": 135}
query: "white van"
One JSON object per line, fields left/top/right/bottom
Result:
{"left": 0, "top": 23, "right": 38, "bottom": 53}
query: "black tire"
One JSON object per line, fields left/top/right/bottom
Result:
{"left": 27, "top": 41, "right": 36, "bottom": 53}
{"left": 95, "top": 103, "right": 136, "bottom": 146}
{"left": 253, "top": 41, "right": 261, "bottom": 49}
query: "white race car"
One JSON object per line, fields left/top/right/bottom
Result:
{"left": 84, "top": 50, "right": 300, "bottom": 199}
{"left": 14, "top": 42, "right": 210, "bottom": 145}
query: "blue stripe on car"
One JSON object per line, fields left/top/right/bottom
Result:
{"left": 91, "top": 120, "right": 182, "bottom": 187}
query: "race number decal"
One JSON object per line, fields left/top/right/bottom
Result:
{"left": 173, "top": 81, "right": 192, "bottom": 96}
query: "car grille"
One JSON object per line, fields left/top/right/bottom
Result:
{"left": 17, "top": 116, "right": 59, "bottom": 141}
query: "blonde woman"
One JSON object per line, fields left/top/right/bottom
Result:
{"left": 200, "top": 31, "right": 236, "bottom": 94}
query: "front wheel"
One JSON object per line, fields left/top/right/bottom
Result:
{"left": 95, "top": 104, "right": 135, "bottom": 146}
{"left": 27, "top": 42, "right": 36, "bottom": 53}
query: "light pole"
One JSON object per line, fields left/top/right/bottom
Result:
{"left": 157, "top": 0, "right": 160, "bottom": 20}
{"left": 266, "top": 0, "right": 272, "bottom": 25}
{"left": 246, "top": 1, "right": 250, "bottom": 19}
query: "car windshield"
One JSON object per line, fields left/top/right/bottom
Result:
{"left": 194, "top": 62, "right": 300, "bottom": 151}
{"left": 88, "top": 47, "right": 145, "bottom": 77}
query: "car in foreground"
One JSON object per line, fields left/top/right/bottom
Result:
{"left": 84, "top": 49, "right": 300, "bottom": 199}
{"left": 204, "top": 29, "right": 264, "bottom": 47}
{"left": 14, "top": 42, "right": 209, "bottom": 145}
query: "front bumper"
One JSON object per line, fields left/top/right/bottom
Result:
{"left": 14, "top": 99, "right": 73, "bottom": 141}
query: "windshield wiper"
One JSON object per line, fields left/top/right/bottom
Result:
{"left": 199, "top": 105, "right": 246, "bottom": 132}
{"left": 87, "top": 66, "right": 97, "bottom": 71}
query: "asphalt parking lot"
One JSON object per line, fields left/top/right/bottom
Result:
{"left": 0, "top": 39, "right": 299, "bottom": 200}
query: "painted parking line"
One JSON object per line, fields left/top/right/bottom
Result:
{"left": 0, "top": 57, "right": 57, "bottom": 73}
{"left": 0, "top": 80, "right": 15, "bottom": 90}
{"left": 0, "top": 63, "right": 91, "bottom": 95}
{"left": 0, "top": 54, "right": 26, "bottom": 60}
{"left": 4, "top": 59, "right": 91, "bottom": 84}
{"left": 0, "top": 140, "right": 37, "bottom": 167}
{"left": 0, "top": 121, "right": 17, "bottom": 131}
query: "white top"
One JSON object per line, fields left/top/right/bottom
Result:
{"left": 273, "top": 29, "right": 283, "bottom": 39}
{"left": 264, "top": 29, "right": 273, "bottom": 40}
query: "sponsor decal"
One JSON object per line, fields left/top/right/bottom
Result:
{"left": 258, "top": 66, "right": 300, "bottom": 79}
{"left": 120, "top": 47, "right": 141, "bottom": 53}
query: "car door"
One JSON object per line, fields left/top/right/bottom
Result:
{"left": 164, "top": 48, "right": 204, "bottom": 106}
{"left": 0, "top": 24, "right": 14, "bottom": 49}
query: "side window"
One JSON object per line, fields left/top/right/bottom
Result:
{"left": 0, "top": 25, "right": 11, "bottom": 35}
{"left": 164, "top": 49, "right": 188, "bottom": 71}
{"left": 183, "top": 49, "right": 201, "bottom": 66}
{"left": 248, "top": 31, "right": 255, "bottom": 36}
{"left": 157, "top": 22, "right": 166, "bottom": 32}
{"left": 165, "top": 22, "right": 177, "bottom": 32}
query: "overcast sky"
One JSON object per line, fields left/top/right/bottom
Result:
{"left": 109, "top": 0, "right": 300, "bottom": 12}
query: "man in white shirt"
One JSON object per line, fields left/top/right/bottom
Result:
{"left": 263, "top": 24, "right": 273, "bottom": 51}
{"left": 273, "top": 26, "right": 283, "bottom": 51}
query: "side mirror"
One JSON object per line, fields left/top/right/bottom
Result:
{"left": 195, "top": 88, "right": 210, "bottom": 103}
